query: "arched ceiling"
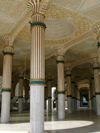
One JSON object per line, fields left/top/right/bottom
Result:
{"left": 0, "top": 0, "right": 100, "bottom": 83}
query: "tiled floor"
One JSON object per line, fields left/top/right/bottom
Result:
{"left": 0, "top": 107, "right": 100, "bottom": 133}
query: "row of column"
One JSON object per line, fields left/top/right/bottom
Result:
{"left": 1, "top": 2, "right": 100, "bottom": 133}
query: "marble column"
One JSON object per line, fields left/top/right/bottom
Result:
{"left": 28, "top": 1, "right": 47, "bottom": 132}
{"left": 65, "top": 83, "right": 67, "bottom": 109}
{"left": 57, "top": 55, "right": 65, "bottom": 119}
{"left": 66, "top": 65, "right": 72, "bottom": 113}
{"left": 18, "top": 74, "right": 23, "bottom": 113}
{"left": 1, "top": 44, "right": 14, "bottom": 123}
{"left": 92, "top": 55, "right": 100, "bottom": 115}
{"left": 91, "top": 77, "right": 96, "bottom": 111}
{"left": 47, "top": 77, "right": 52, "bottom": 113}
{"left": 71, "top": 79, "right": 75, "bottom": 111}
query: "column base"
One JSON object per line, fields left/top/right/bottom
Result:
{"left": 96, "top": 94, "right": 100, "bottom": 115}
{"left": 65, "top": 100, "right": 67, "bottom": 109}
{"left": 58, "top": 94, "right": 65, "bottom": 119}
{"left": 67, "top": 97, "right": 72, "bottom": 113}
{"left": 72, "top": 98, "right": 75, "bottom": 111}
{"left": 48, "top": 98, "right": 52, "bottom": 112}
{"left": 1, "top": 92, "right": 11, "bottom": 123}
{"left": 77, "top": 99, "right": 80, "bottom": 109}
{"left": 18, "top": 98, "right": 23, "bottom": 113}
{"left": 89, "top": 100, "right": 92, "bottom": 109}
{"left": 30, "top": 85, "right": 44, "bottom": 133}
{"left": 75, "top": 98, "right": 77, "bottom": 110}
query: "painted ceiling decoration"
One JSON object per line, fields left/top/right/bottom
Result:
{"left": 0, "top": 0, "right": 100, "bottom": 88}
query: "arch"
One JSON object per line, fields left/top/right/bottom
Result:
{"left": 15, "top": 82, "right": 25, "bottom": 97}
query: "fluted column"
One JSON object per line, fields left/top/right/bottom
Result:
{"left": 92, "top": 55, "right": 100, "bottom": 115}
{"left": 66, "top": 65, "right": 72, "bottom": 113}
{"left": 18, "top": 73, "right": 23, "bottom": 113}
{"left": 1, "top": 44, "right": 14, "bottom": 123}
{"left": 57, "top": 55, "right": 65, "bottom": 119}
{"left": 47, "top": 77, "right": 52, "bottom": 112}
{"left": 28, "top": 0, "right": 49, "bottom": 132}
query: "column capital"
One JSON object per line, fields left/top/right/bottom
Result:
{"left": 2, "top": 34, "right": 14, "bottom": 46}
{"left": 65, "top": 63, "right": 71, "bottom": 71}
{"left": 91, "top": 54, "right": 99, "bottom": 67}
{"left": 56, "top": 55, "right": 64, "bottom": 63}
{"left": 65, "top": 64, "right": 71, "bottom": 76}
{"left": 27, "top": 0, "right": 50, "bottom": 15}
{"left": 3, "top": 45, "right": 14, "bottom": 56}
{"left": 47, "top": 76, "right": 52, "bottom": 81}
{"left": 56, "top": 47, "right": 65, "bottom": 56}
{"left": 91, "top": 53, "right": 98, "bottom": 60}
{"left": 71, "top": 76, "right": 75, "bottom": 83}
{"left": 19, "top": 72, "right": 24, "bottom": 79}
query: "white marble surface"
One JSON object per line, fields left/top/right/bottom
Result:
{"left": 1, "top": 92, "right": 11, "bottom": 123}
{"left": 30, "top": 86, "right": 44, "bottom": 133}
{"left": 0, "top": 107, "right": 100, "bottom": 133}
{"left": 18, "top": 98, "right": 23, "bottom": 113}
{"left": 48, "top": 98, "right": 52, "bottom": 112}
{"left": 96, "top": 95, "right": 100, "bottom": 115}
{"left": 67, "top": 97, "right": 72, "bottom": 113}
{"left": 58, "top": 94, "right": 65, "bottom": 119}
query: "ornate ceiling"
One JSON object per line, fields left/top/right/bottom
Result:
{"left": 0, "top": 0, "right": 100, "bottom": 88}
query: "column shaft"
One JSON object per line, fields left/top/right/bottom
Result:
{"left": 47, "top": 78, "right": 52, "bottom": 112}
{"left": 57, "top": 55, "right": 65, "bottom": 119}
{"left": 66, "top": 67, "right": 72, "bottom": 113}
{"left": 89, "top": 89, "right": 92, "bottom": 109}
{"left": 92, "top": 78, "right": 96, "bottom": 111}
{"left": 30, "top": 13, "right": 45, "bottom": 133}
{"left": 93, "top": 58, "right": 100, "bottom": 115}
{"left": 1, "top": 46, "right": 14, "bottom": 123}
{"left": 74, "top": 86, "right": 77, "bottom": 110}
{"left": 71, "top": 81, "right": 75, "bottom": 111}
{"left": 18, "top": 75, "right": 23, "bottom": 113}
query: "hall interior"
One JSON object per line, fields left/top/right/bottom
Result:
{"left": 0, "top": 0, "right": 100, "bottom": 133}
